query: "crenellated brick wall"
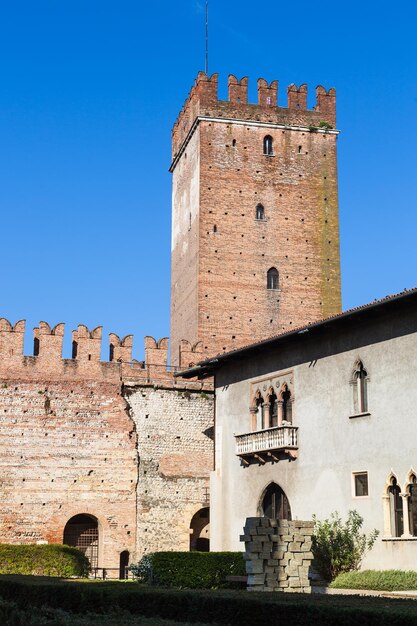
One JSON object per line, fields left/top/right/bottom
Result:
{"left": 0, "top": 318, "right": 213, "bottom": 568}
{"left": 170, "top": 72, "right": 341, "bottom": 363}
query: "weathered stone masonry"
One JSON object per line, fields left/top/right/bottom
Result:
{"left": 0, "top": 319, "right": 213, "bottom": 567}
{"left": 241, "top": 517, "right": 314, "bottom": 593}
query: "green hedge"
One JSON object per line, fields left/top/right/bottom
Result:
{"left": 131, "top": 551, "right": 246, "bottom": 589}
{"left": 331, "top": 569, "right": 417, "bottom": 592}
{"left": 1, "top": 576, "right": 417, "bottom": 625}
{"left": 0, "top": 544, "right": 89, "bottom": 577}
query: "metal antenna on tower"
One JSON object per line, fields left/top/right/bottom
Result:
{"left": 205, "top": 0, "right": 209, "bottom": 74}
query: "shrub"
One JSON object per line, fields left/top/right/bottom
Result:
{"left": 331, "top": 569, "right": 417, "bottom": 592}
{"left": 2, "top": 576, "right": 417, "bottom": 625}
{"left": 0, "top": 544, "right": 89, "bottom": 577}
{"left": 130, "top": 551, "right": 246, "bottom": 589}
{"left": 312, "top": 511, "right": 379, "bottom": 582}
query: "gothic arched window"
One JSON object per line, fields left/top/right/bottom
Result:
{"left": 261, "top": 483, "right": 292, "bottom": 520}
{"left": 256, "top": 204, "right": 265, "bottom": 220}
{"left": 389, "top": 477, "right": 403, "bottom": 537}
{"left": 282, "top": 386, "right": 292, "bottom": 424}
{"left": 267, "top": 267, "right": 279, "bottom": 290}
{"left": 408, "top": 474, "right": 417, "bottom": 536}
{"left": 352, "top": 360, "right": 369, "bottom": 414}
{"left": 263, "top": 135, "right": 273, "bottom": 156}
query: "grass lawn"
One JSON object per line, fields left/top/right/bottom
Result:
{"left": 2, "top": 575, "right": 417, "bottom": 625}
{"left": 331, "top": 569, "right": 417, "bottom": 592}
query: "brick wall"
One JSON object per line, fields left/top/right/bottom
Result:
{"left": 0, "top": 319, "right": 213, "bottom": 568}
{"left": 170, "top": 73, "right": 341, "bottom": 362}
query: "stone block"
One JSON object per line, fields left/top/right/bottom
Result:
{"left": 277, "top": 580, "right": 289, "bottom": 588}
{"left": 288, "top": 577, "right": 302, "bottom": 588}
{"left": 294, "top": 533, "right": 305, "bottom": 543}
{"left": 288, "top": 542, "right": 302, "bottom": 551}
{"left": 267, "top": 559, "right": 279, "bottom": 566}
{"left": 271, "top": 551, "right": 284, "bottom": 560}
{"left": 285, "top": 565, "right": 300, "bottom": 577}
{"left": 246, "top": 560, "right": 264, "bottom": 574}
{"left": 281, "top": 534, "right": 294, "bottom": 542}
{"left": 301, "top": 542, "right": 312, "bottom": 551}
{"left": 240, "top": 534, "right": 251, "bottom": 542}
{"left": 302, "top": 551, "right": 314, "bottom": 560}
{"left": 247, "top": 574, "right": 265, "bottom": 585}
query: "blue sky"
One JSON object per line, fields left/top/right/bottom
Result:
{"left": 1, "top": 1, "right": 416, "bottom": 359}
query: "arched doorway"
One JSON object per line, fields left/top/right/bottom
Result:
{"left": 261, "top": 483, "right": 292, "bottom": 521}
{"left": 63, "top": 514, "right": 99, "bottom": 569}
{"left": 119, "top": 550, "right": 129, "bottom": 579}
{"left": 189, "top": 507, "right": 210, "bottom": 551}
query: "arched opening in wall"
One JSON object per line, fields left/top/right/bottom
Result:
{"left": 33, "top": 337, "right": 39, "bottom": 357}
{"left": 119, "top": 550, "right": 130, "bottom": 579}
{"left": 72, "top": 341, "right": 78, "bottom": 359}
{"left": 261, "top": 483, "right": 292, "bottom": 521}
{"left": 109, "top": 343, "right": 114, "bottom": 361}
{"left": 189, "top": 507, "right": 210, "bottom": 552}
{"left": 63, "top": 514, "right": 99, "bottom": 569}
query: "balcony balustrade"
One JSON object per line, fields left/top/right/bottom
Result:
{"left": 235, "top": 425, "right": 298, "bottom": 464}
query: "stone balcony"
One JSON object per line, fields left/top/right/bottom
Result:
{"left": 235, "top": 425, "right": 298, "bottom": 464}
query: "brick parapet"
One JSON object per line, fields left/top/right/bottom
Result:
{"left": 172, "top": 73, "right": 336, "bottom": 162}
{"left": 0, "top": 318, "right": 212, "bottom": 390}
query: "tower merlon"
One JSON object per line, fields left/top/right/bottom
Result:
{"left": 171, "top": 73, "right": 337, "bottom": 165}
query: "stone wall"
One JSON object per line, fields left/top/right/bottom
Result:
{"left": 125, "top": 384, "right": 214, "bottom": 558}
{"left": 241, "top": 517, "right": 314, "bottom": 592}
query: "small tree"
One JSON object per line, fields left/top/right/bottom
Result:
{"left": 312, "top": 510, "right": 379, "bottom": 582}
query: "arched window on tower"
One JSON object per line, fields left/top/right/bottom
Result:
{"left": 267, "top": 267, "right": 279, "bottom": 290}
{"left": 256, "top": 204, "right": 265, "bottom": 220}
{"left": 263, "top": 135, "right": 273, "bottom": 156}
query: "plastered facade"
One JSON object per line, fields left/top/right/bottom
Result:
{"left": 208, "top": 292, "right": 417, "bottom": 571}
{"left": 170, "top": 73, "right": 341, "bottom": 363}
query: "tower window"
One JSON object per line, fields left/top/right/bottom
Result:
{"left": 263, "top": 135, "right": 273, "bottom": 156}
{"left": 256, "top": 204, "right": 265, "bottom": 220}
{"left": 267, "top": 267, "right": 279, "bottom": 290}
{"left": 232, "top": 139, "right": 236, "bottom": 147}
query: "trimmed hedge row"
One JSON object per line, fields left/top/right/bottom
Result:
{"left": 331, "top": 569, "right": 417, "bottom": 591}
{"left": 0, "top": 544, "right": 89, "bottom": 577}
{"left": 131, "top": 551, "right": 246, "bottom": 589}
{"left": 1, "top": 576, "right": 417, "bottom": 625}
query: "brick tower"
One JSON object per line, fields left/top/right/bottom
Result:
{"left": 170, "top": 72, "right": 341, "bottom": 364}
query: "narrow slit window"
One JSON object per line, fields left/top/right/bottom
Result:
{"left": 267, "top": 267, "right": 279, "bottom": 290}
{"left": 256, "top": 204, "right": 265, "bottom": 220}
{"left": 263, "top": 135, "right": 273, "bottom": 156}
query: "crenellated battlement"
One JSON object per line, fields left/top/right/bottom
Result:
{"left": 171, "top": 72, "right": 337, "bottom": 163}
{"left": 0, "top": 318, "right": 210, "bottom": 389}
